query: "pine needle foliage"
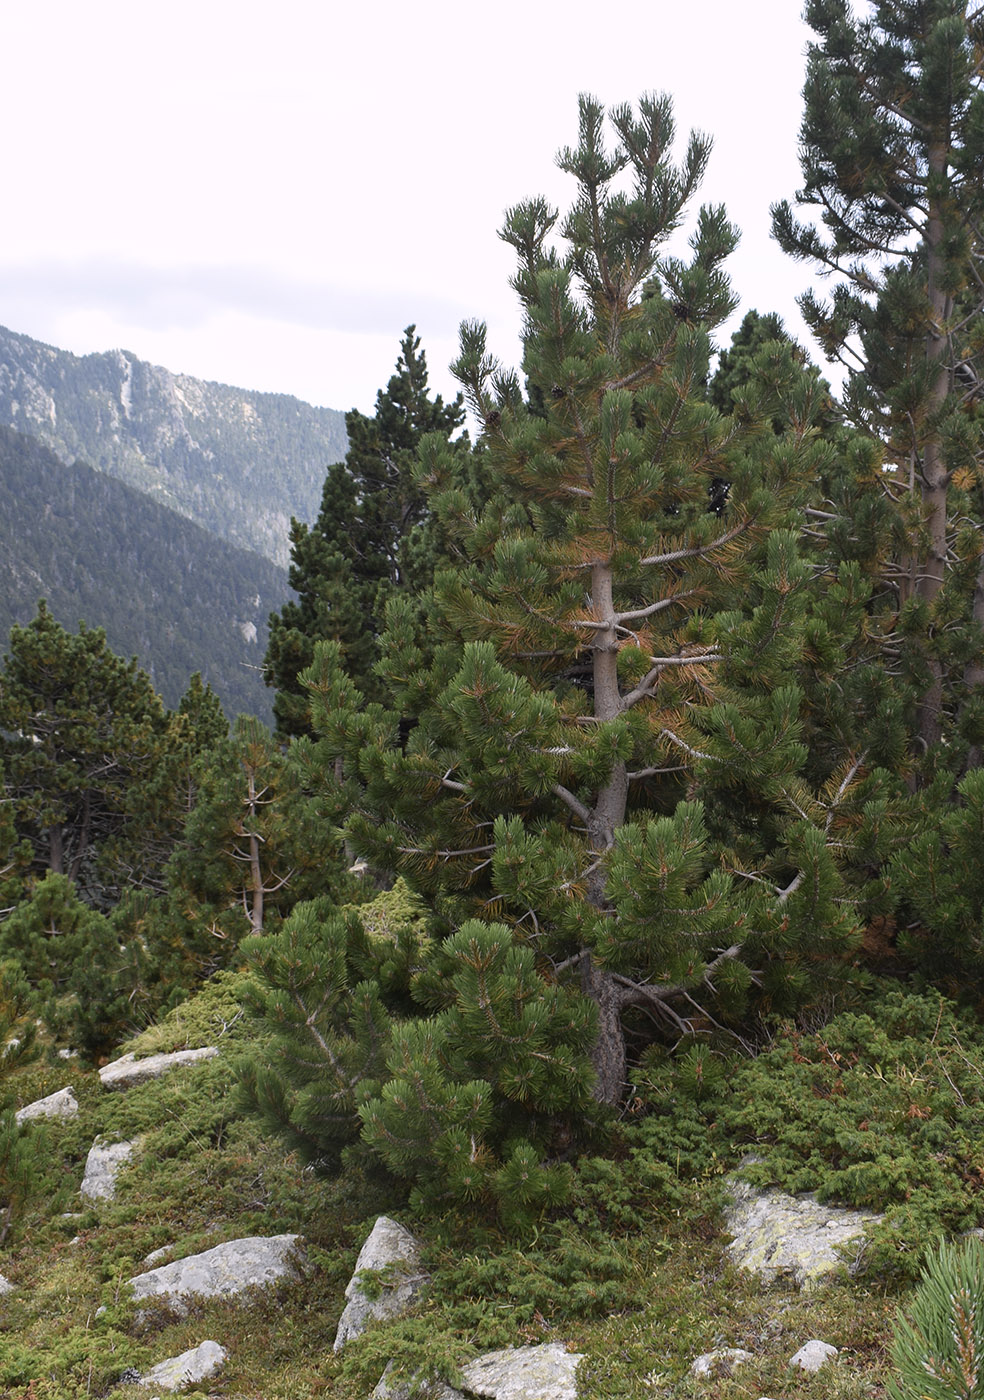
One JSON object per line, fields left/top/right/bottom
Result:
{"left": 313, "top": 93, "right": 858, "bottom": 1128}
{"left": 888, "top": 1236, "right": 984, "bottom": 1400}
{"left": 773, "top": 0, "right": 984, "bottom": 757}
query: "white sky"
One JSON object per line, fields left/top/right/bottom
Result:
{"left": 0, "top": 1, "right": 822, "bottom": 415}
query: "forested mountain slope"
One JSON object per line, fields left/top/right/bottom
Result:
{"left": 0, "top": 324, "right": 348, "bottom": 565}
{"left": 0, "top": 425, "right": 289, "bottom": 721}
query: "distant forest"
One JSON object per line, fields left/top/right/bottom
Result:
{"left": 0, "top": 425, "right": 290, "bottom": 721}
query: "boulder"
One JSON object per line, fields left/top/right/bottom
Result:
{"left": 690, "top": 1347, "right": 755, "bottom": 1378}
{"left": 99, "top": 1047, "right": 218, "bottom": 1090}
{"left": 790, "top": 1339, "right": 838, "bottom": 1372}
{"left": 80, "top": 1137, "right": 141, "bottom": 1202}
{"left": 371, "top": 1362, "right": 464, "bottom": 1399}
{"left": 128, "top": 1234, "right": 303, "bottom": 1313}
{"left": 0, "top": 1271, "right": 14, "bottom": 1294}
{"left": 138, "top": 1340, "right": 227, "bottom": 1391}
{"left": 333, "top": 1216, "right": 426, "bottom": 1352}
{"left": 460, "top": 1344, "right": 583, "bottom": 1399}
{"left": 724, "top": 1174, "right": 880, "bottom": 1289}
{"left": 371, "top": 1344, "right": 584, "bottom": 1400}
{"left": 15, "top": 1086, "right": 78, "bottom": 1122}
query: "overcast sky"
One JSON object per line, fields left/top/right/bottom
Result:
{"left": 1, "top": 1, "right": 822, "bottom": 415}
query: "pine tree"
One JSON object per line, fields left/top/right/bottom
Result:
{"left": 0, "top": 603, "right": 173, "bottom": 903}
{"left": 264, "top": 329, "right": 468, "bottom": 733}
{"left": 772, "top": 0, "right": 984, "bottom": 756}
{"left": 888, "top": 1235, "right": 984, "bottom": 1399}
{"left": 236, "top": 881, "right": 430, "bottom": 1168}
{"left": 309, "top": 93, "right": 853, "bottom": 1113}
{"left": 150, "top": 712, "right": 358, "bottom": 991}
{"left": 0, "top": 961, "right": 39, "bottom": 1245}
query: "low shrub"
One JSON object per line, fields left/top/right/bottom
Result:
{"left": 716, "top": 988, "right": 984, "bottom": 1276}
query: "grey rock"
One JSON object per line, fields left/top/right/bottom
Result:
{"left": 333, "top": 1217, "right": 426, "bottom": 1352}
{"left": 724, "top": 1174, "right": 879, "bottom": 1289}
{"left": 99, "top": 1047, "right": 218, "bottom": 1090}
{"left": 790, "top": 1339, "right": 838, "bottom": 1372}
{"left": 129, "top": 1234, "right": 303, "bottom": 1313}
{"left": 460, "top": 1343, "right": 583, "bottom": 1399}
{"left": 142, "top": 1245, "right": 174, "bottom": 1267}
{"left": 0, "top": 1271, "right": 14, "bottom": 1294}
{"left": 15, "top": 1085, "right": 78, "bottom": 1122}
{"left": 138, "top": 1340, "right": 227, "bottom": 1390}
{"left": 690, "top": 1347, "right": 755, "bottom": 1378}
{"left": 370, "top": 1361, "right": 464, "bottom": 1399}
{"left": 80, "top": 1137, "right": 141, "bottom": 1202}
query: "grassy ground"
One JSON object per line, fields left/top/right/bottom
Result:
{"left": 1, "top": 976, "right": 910, "bottom": 1399}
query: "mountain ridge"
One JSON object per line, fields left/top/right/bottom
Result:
{"left": 0, "top": 424, "right": 290, "bottom": 721}
{"left": 0, "top": 323, "right": 348, "bottom": 566}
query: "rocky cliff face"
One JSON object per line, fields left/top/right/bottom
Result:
{"left": 0, "top": 325, "right": 348, "bottom": 566}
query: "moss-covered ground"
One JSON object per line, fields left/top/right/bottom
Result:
{"left": 3, "top": 977, "right": 959, "bottom": 1398}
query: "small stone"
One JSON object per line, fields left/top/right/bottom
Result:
{"left": 143, "top": 1245, "right": 174, "bottom": 1267}
{"left": 0, "top": 1272, "right": 14, "bottom": 1294}
{"left": 790, "top": 1339, "right": 838, "bottom": 1372}
{"left": 690, "top": 1347, "right": 755, "bottom": 1378}
{"left": 15, "top": 1086, "right": 78, "bottom": 1122}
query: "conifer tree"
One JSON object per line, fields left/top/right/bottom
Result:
{"left": 149, "top": 712, "right": 358, "bottom": 989}
{"left": 265, "top": 329, "right": 467, "bottom": 733}
{"left": 308, "top": 93, "right": 856, "bottom": 1112}
{"left": 0, "top": 961, "right": 38, "bottom": 1246}
{"left": 0, "top": 603, "right": 173, "bottom": 903}
{"left": 772, "top": 0, "right": 984, "bottom": 755}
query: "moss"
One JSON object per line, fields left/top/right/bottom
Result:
{"left": 121, "top": 967, "right": 260, "bottom": 1057}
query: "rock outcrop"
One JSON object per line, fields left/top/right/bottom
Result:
{"left": 99, "top": 1047, "right": 218, "bottom": 1090}
{"left": 80, "top": 1137, "right": 141, "bottom": 1202}
{"left": 15, "top": 1086, "right": 78, "bottom": 1122}
{"left": 460, "top": 1345, "right": 583, "bottom": 1399}
{"left": 137, "top": 1340, "right": 227, "bottom": 1391}
{"left": 724, "top": 1173, "right": 880, "bottom": 1288}
{"left": 128, "top": 1234, "right": 303, "bottom": 1313}
{"left": 334, "top": 1216, "right": 427, "bottom": 1352}
{"left": 371, "top": 1344, "right": 584, "bottom": 1400}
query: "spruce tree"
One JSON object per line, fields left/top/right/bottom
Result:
{"left": 265, "top": 329, "right": 467, "bottom": 733}
{"left": 772, "top": 0, "right": 984, "bottom": 756}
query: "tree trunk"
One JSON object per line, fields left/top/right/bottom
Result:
{"left": 580, "top": 957, "right": 627, "bottom": 1106}
{"left": 916, "top": 143, "right": 952, "bottom": 750}
{"left": 48, "top": 824, "right": 63, "bottom": 876}
{"left": 581, "top": 558, "right": 633, "bottom": 1098}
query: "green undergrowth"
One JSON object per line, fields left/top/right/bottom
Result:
{"left": 2, "top": 976, "right": 975, "bottom": 1397}
{"left": 715, "top": 987, "right": 984, "bottom": 1279}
